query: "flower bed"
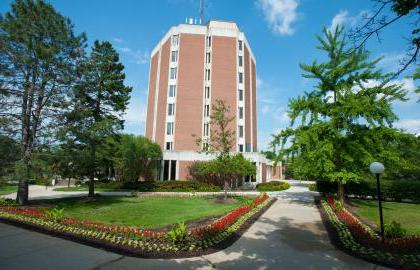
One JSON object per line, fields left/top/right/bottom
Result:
{"left": 319, "top": 196, "right": 420, "bottom": 269}
{"left": 0, "top": 194, "right": 273, "bottom": 258}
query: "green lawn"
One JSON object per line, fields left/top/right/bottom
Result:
{"left": 351, "top": 199, "right": 420, "bottom": 235}
{"left": 0, "top": 185, "right": 17, "bottom": 195}
{"left": 41, "top": 196, "right": 253, "bottom": 228}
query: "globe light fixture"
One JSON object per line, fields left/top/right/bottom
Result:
{"left": 370, "top": 161, "right": 385, "bottom": 242}
{"left": 369, "top": 162, "right": 385, "bottom": 174}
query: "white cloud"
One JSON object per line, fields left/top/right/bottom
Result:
{"left": 113, "top": 37, "right": 125, "bottom": 44}
{"left": 117, "top": 46, "right": 149, "bottom": 65}
{"left": 256, "top": 76, "right": 264, "bottom": 88}
{"left": 328, "top": 10, "right": 368, "bottom": 31}
{"left": 123, "top": 96, "right": 146, "bottom": 124}
{"left": 395, "top": 119, "right": 420, "bottom": 135}
{"left": 257, "top": 0, "right": 299, "bottom": 36}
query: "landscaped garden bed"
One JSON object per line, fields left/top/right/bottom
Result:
{"left": 256, "top": 181, "right": 290, "bottom": 192}
{"left": 318, "top": 196, "right": 420, "bottom": 269}
{"left": 0, "top": 194, "right": 274, "bottom": 258}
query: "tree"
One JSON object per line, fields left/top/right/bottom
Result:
{"left": 350, "top": 0, "right": 419, "bottom": 78}
{"left": 273, "top": 26, "right": 407, "bottom": 203}
{"left": 0, "top": 0, "right": 86, "bottom": 204}
{"left": 193, "top": 99, "right": 256, "bottom": 198}
{"left": 114, "top": 134, "right": 162, "bottom": 182}
{"left": 63, "top": 40, "right": 132, "bottom": 197}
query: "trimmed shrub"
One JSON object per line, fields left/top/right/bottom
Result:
{"left": 384, "top": 221, "right": 407, "bottom": 239}
{"left": 308, "top": 183, "right": 317, "bottom": 191}
{"left": 315, "top": 180, "right": 420, "bottom": 202}
{"left": 256, "top": 181, "right": 290, "bottom": 192}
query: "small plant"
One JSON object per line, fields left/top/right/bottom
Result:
{"left": 308, "top": 183, "right": 317, "bottom": 191}
{"left": 44, "top": 208, "right": 64, "bottom": 222}
{"left": 334, "top": 200, "right": 344, "bottom": 212}
{"left": 384, "top": 220, "right": 406, "bottom": 238}
{"left": 0, "top": 198, "right": 16, "bottom": 206}
{"left": 166, "top": 222, "right": 187, "bottom": 243}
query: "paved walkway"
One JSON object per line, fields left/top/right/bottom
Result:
{"left": 2, "top": 185, "right": 132, "bottom": 200}
{"left": 0, "top": 181, "right": 388, "bottom": 270}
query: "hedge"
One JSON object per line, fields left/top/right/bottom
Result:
{"left": 315, "top": 180, "right": 420, "bottom": 202}
{"left": 256, "top": 181, "right": 290, "bottom": 192}
{"left": 79, "top": 180, "right": 221, "bottom": 192}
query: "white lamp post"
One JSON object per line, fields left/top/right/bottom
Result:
{"left": 369, "top": 161, "right": 385, "bottom": 241}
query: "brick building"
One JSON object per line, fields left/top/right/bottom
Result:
{"left": 145, "top": 20, "right": 282, "bottom": 185}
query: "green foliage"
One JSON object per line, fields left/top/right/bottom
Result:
{"left": 0, "top": 198, "right": 16, "bottom": 206}
{"left": 315, "top": 179, "right": 420, "bottom": 202}
{"left": 308, "top": 183, "right": 317, "bottom": 191}
{"left": 256, "top": 181, "right": 290, "bottom": 192}
{"left": 271, "top": 26, "right": 408, "bottom": 201}
{"left": 189, "top": 154, "right": 256, "bottom": 189}
{"left": 384, "top": 221, "right": 406, "bottom": 238}
{"left": 62, "top": 40, "right": 132, "bottom": 196}
{"left": 114, "top": 135, "right": 162, "bottom": 182}
{"left": 0, "top": 0, "right": 86, "bottom": 204}
{"left": 334, "top": 200, "right": 344, "bottom": 212}
{"left": 166, "top": 222, "right": 187, "bottom": 243}
{"left": 0, "top": 136, "right": 19, "bottom": 177}
{"left": 44, "top": 208, "right": 64, "bottom": 222}
{"left": 153, "top": 181, "right": 220, "bottom": 192}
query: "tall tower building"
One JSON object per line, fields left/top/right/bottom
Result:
{"left": 145, "top": 20, "right": 281, "bottom": 184}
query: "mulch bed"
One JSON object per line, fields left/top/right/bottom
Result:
{"left": 0, "top": 198, "right": 276, "bottom": 259}
{"left": 315, "top": 198, "right": 418, "bottom": 269}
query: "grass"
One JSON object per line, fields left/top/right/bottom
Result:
{"left": 40, "top": 196, "right": 254, "bottom": 228}
{"left": 351, "top": 199, "right": 420, "bottom": 235}
{"left": 0, "top": 185, "right": 17, "bottom": 195}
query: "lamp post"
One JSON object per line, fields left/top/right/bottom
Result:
{"left": 369, "top": 162, "right": 385, "bottom": 242}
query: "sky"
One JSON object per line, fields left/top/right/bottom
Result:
{"left": 1, "top": 0, "right": 418, "bottom": 150}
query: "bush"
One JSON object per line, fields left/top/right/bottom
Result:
{"left": 166, "top": 222, "right": 187, "bottom": 243}
{"left": 256, "top": 181, "right": 290, "bottom": 192}
{"left": 153, "top": 181, "right": 220, "bottom": 192}
{"left": 384, "top": 220, "right": 406, "bottom": 238}
{"left": 314, "top": 180, "right": 420, "bottom": 202}
{"left": 0, "top": 198, "right": 16, "bottom": 206}
{"left": 308, "top": 183, "right": 317, "bottom": 191}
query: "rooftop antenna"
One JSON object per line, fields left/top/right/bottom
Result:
{"left": 199, "top": 0, "right": 205, "bottom": 24}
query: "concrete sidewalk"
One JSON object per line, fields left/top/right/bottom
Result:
{"left": 0, "top": 181, "right": 388, "bottom": 269}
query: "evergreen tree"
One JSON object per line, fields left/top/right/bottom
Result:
{"left": 0, "top": 0, "right": 86, "bottom": 204}
{"left": 64, "top": 41, "right": 132, "bottom": 197}
{"left": 274, "top": 27, "right": 407, "bottom": 203}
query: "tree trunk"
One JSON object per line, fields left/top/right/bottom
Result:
{"left": 224, "top": 179, "right": 228, "bottom": 200}
{"left": 16, "top": 154, "right": 30, "bottom": 205}
{"left": 337, "top": 182, "right": 344, "bottom": 204}
{"left": 88, "top": 144, "right": 96, "bottom": 197}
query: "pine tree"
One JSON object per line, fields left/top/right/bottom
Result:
{"left": 0, "top": 0, "right": 86, "bottom": 204}
{"left": 64, "top": 41, "right": 132, "bottom": 197}
{"left": 274, "top": 27, "right": 407, "bottom": 203}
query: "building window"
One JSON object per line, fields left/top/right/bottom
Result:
{"left": 171, "top": 50, "right": 178, "bottom": 62}
{"left": 170, "top": 68, "right": 177, "bottom": 79}
{"left": 239, "top": 125, "right": 243, "bottom": 138}
{"left": 165, "top": 142, "right": 173, "bottom": 150}
{"left": 239, "top": 144, "right": 244, "bottom": 152}
{"left": 239, "top": 72, "right": 243, "bottom": 84}
{"left": 168, "top": 103, "right": 175, "bottom": 116}
{"left": 166, "top": 122, "right": 174, "bottom": 135}
{"left": 238, "top": 40, "right": 243, "bottom": 51}
{"left": 206, "top": 69, "right": 211, "bottom": 81}
{"left": 204, "top": 123, "right": 209, "bottom": 136}
{"left": 206, "top": 52, "right": 211, "bottom": 63}
{"left": 172, "top": 35, "right": 179, "bottom": 46}
{"left": 239, "top": 107, "right": 243, "bottom": 119}
{"left": 169, "top": 85, "right": 176, "bottom": 97}
{"left": 238, "top": 55, "right": 243, "bottom": 67}
{"left": 205, "top": 86, "right": 210, "bottom": 99}
{"left": 206, "top": 36, "right": 211, "bottom": 47}
{"left": 239, "top": 89, "right": 243, "bottom": 101}
{"left": 204, "top": 104, "right": 210, "bottom": 117}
